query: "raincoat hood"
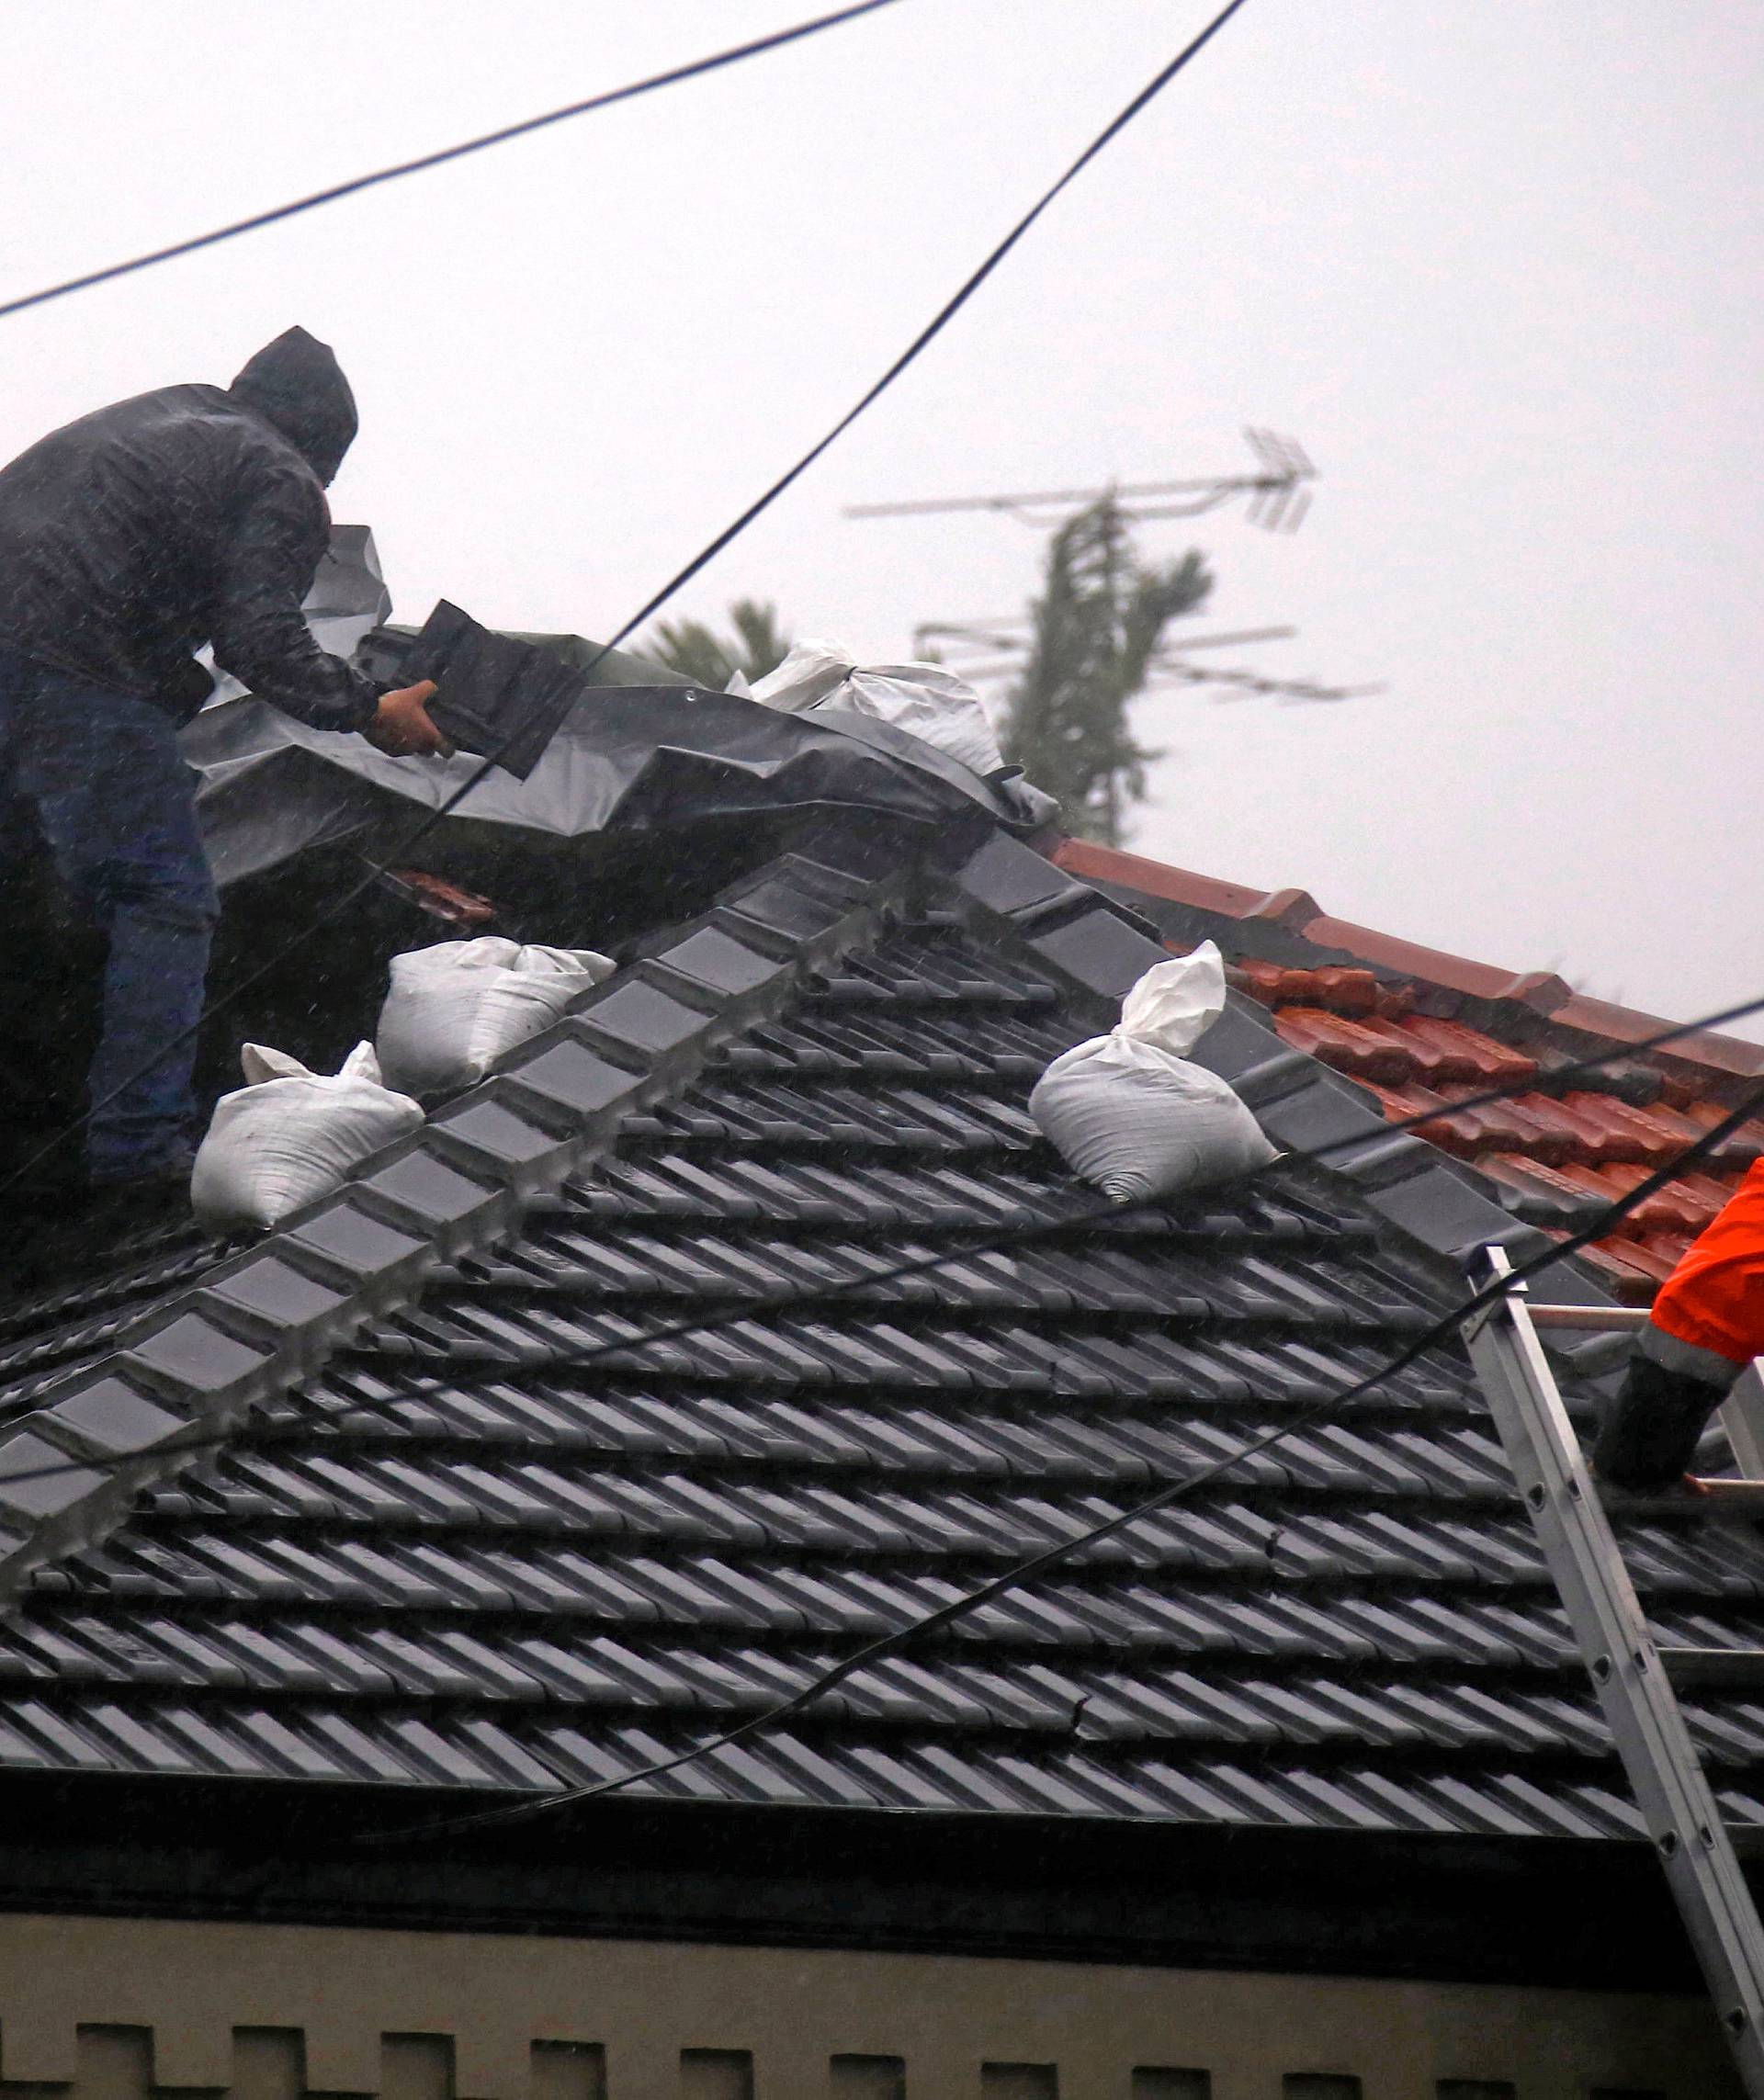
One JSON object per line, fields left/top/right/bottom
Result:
{"left": 228, "top": 326, "right": 357, "bottom": 486}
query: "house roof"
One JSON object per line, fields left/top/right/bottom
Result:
{"left": 1053, "top": 839, "right": 1764, "bottom": 1307}
{"left": 1, "top": 812, "right": 1761, "bottom": 1917}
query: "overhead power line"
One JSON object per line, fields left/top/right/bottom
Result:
{"left": 0, "top": 2, "right": 903, "bottom": 322}
{"left": 0, "top": 0, "right": 1262, "bottom": 1200}
{"left": 594, "top": 0, "right": 1261, "bottom": 649}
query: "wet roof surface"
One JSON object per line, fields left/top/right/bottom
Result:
{"left": 5, "top": 895, "right": 1764, "bottom": 1843}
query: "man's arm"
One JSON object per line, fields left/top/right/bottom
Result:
{"left": 209, "top": 457, "right": 448, "bottom": 754}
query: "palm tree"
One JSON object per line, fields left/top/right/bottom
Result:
{"left": 646, "top": 600, "right": 791, "bottom": 690}
{"left": 999, "top": 497, "right": 1212, "bottom": 845}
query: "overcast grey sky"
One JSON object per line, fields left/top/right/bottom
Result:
{"left": 4, "top": 3, "right": 1760, "bottom": 1031}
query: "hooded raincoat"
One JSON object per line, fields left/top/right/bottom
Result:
{"left": 0, "top": 327, "right": 381, "bottom": 732}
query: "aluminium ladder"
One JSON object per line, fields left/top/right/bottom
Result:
{"left": 1463, "top": 1246, "right": 1764, "bottom": 2097}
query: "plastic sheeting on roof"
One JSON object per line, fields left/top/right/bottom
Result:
{"left": 186, "top": 528, "right": 1054, "bottom": 888}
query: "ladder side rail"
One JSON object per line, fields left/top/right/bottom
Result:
{"left": 1723, "top": 1362, "right": 1764, "bottom": 1483}
{"left": 1464, "top": 1264, "right": 1764, "bottom": 2093}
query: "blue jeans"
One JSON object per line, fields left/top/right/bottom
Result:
{"left": 0, "top": 646, "right": 218, "bottom": 1182}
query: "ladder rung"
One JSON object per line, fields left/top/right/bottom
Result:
{"left": 1598, "top": 1477, "right": 1764, "bottom": 1517}
{"left": 1690, "top": 1477, "right": 1764, "bottom": 1514}
{"left": 1659, "top": 1646, "right": 1764, "bottom": 1689}
{"left": 1527, "top": 1304, "right": 1652, "bottom": 1331}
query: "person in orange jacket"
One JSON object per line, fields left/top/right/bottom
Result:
{"left": 1594, "top": 1157, "right": 1764, "bottom": 1489}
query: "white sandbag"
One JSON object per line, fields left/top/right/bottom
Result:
{"left": 746, "top": 639, "right": 854, "bottom": 714}
{"left": 1029, "top": 943, "right": 1277, "bottom": 1203}
{"left": 746, "top": 638, "right": 1005, "bottom": 778}
{"left": 376, "top": 936, "right": 616, "bottom": 1097}
{"left": 191, "top": 1042, "right": 424, "bottom": 1229}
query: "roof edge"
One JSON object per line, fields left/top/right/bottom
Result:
{"left": 0, "top": 1771, "right": 1702, "bottom": 1993}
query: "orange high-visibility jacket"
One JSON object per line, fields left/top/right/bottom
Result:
{"left": 1652, "top": 1157, "right": 1764, "bottom": 1367}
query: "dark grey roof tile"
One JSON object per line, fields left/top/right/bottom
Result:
{"left": 376, "top": 1713, "right": 504, "bottom": 1787}
{"left": 1280, "top": 1767, "right": 1414, "bottom": 1831}
{"left": 508, "top": 1548, "right": 667, "bottom": 1622}
{"left": 1188, "top": 1760, "right": 1323, "bottom": 1828}
{"left": 1488, "top": 1773, "right": 1627, "bottom": 1840}
{"left": 154, "top": 1703, "right": 268, "bottom": 1778}
{"left": 1420, "top": 1775, "right": 1549, "bottom": 1840}
{"left": 82, "top": 1700, "right": 200, "bottom": 1774}
{"left": 1327, "top": 1766, "right": 1461, "bottom": 1835}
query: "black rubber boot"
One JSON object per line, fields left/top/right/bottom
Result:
{"left": 1592, "top": 1352, "right": 1726, "bottom": 1492}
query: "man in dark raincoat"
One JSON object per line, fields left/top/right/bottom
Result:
{"left": 0, "top": 326, "right": 447, "bottom": 1228}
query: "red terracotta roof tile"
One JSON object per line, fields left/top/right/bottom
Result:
{"left": 1629, "top": 1231, "right": 1698, "bottom": 1280}
{"left": 1681, "top": 1101, "right": 1764, "bottom": 1168}
{"left": 1678, "top": 1169, "right": 1749, "bottom": 1213}
{"left": 1569, "top": 1236, "right": 1671, "bottom": 1306}
{"left": 1292, "top": 915, "right": 1575, "bottom": 1013}
{"left": 1438, "top": 1090, "right": 1580, "bottom": 1166}
{"left": 1551, "top": 1164, "right": 1717, "bottom": 1238}
{"left": 1354, "top": 1079, "right": 1483, "bottom": 1156}
{"left": 1348, "top": 1015, "right": 1463, "bottom": 1083}
{"left": 1552, "top": 1093, "right": 1679, "bottom": 1167}
{"left": 1401, "top": 1017, "right": 1537, "bottom": 1087}
{"left": 1476, "top": 1155, "right": 1606, "bottom": 1222}
{"left": 1308, "top": 966, "right": 1392, "bottom": 1015}
{"left": 1051, "top": 836, "right": 1763, "bottom": 1078}
{"left": 1238, "top": 964, "right": 1411, "bottom": 1020}
{"left": 1576, "top": 1091, "right": 1709, "bottom": 1157}
{"left": 1273, "top": 1009, "right": 1414, "bottom": 1087}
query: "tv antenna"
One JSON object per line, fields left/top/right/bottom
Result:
{"left": 912, "top": 618, "right": 1379, "bottom": 707}
{"left": 846, "top": 430, "right": 1317, "bottom": 533}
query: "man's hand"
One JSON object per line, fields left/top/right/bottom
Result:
{"left": 366, "top": 680, "right": 453, "bottom": 759}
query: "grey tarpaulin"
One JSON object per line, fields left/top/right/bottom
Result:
{"left": 200, "top": 523, "right": 393, "bottom": 711}
{"left": 186, "top": 528, "right": 1054, "bottom": 888}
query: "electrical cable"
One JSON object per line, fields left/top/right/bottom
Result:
{"left": 0, "top": 4, "right": 902, "bottom": 323}
{"left": 380, "top": 1072, "right": 1764, "bottom": 1840}
{"left": 0, "top": 0, "right": 1258, "bottom": 1200}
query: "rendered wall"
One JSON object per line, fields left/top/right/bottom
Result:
{"left": 0, "top": 1914, "right": 1739, "bottom": 2100}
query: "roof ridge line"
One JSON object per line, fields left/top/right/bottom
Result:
{"left": 0, "top": 836, "right": 914, "bottom": 1611}
{"left": 1048, "top": 836, "right": 1764, "bottom": 1077}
